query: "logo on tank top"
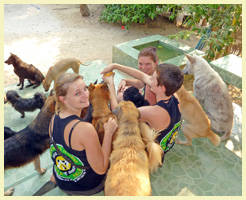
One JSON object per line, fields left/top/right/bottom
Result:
{"left": 50, "top": 144, "right": 86, "bottom": 182}
{"left": 160, "top": 121, "right": 181, "bottom": 153}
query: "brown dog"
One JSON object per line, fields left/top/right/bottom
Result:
{"left": 175, "top": 85, "right": 221, "bottom": 146}
{"left": 42, "top": 58, "right": 81, "bottom": 91}
{"left": 5, "top": 53, "right": 44, "bottom": 90}
{"left": 88, "top": 82, "right": 116, "bottom": 144}
{"left": 105, "top": 101, "right": 151, "bottom": 196}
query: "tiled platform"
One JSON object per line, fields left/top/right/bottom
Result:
{"left": 4, "top": 60, "right": 242, "bottom": 196}
{"left": 210, "top": 54, "right": 242, "bottom": 89}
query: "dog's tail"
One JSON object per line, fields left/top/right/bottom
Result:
{"left": 139, "top": 122, "right": 163, "bottom": 173}
{"left": 207, "top": 130, "right": 221, "bottom": 146}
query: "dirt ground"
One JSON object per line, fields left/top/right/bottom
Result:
{"left": 4, "top": 4, "right": 241, "bottom": 105}
{"left": 4, "top": 4, "right": 200, "bottom": 85}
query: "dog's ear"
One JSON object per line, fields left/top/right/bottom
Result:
{"left": 186, "top": 54, "right": 196, "bottom": 64}
{"left": 88, "top": 83, "right": 95, "bottom": 92}
{"left": 47, "top": 97, "right": 56, "bottom": 113}
{"left": 10, "top": 53, "right": 16, "bottom": 57}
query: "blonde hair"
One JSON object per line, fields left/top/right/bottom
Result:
{"left": 54, "top": 73, "right": 83, "bottom": 113}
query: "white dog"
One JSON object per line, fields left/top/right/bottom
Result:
{"left": 183, "top": 55, "right": 233, "bottom": 141}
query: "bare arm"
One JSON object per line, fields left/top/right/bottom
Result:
{"left": 103, "top": 74, "right": 119, "bottom": 110}
{"left": 77, "top": 119, "right": 117, "bottom": 174}
{"left": 138, "top": 106, "right": 170, "bottom": 132}
{"left": 101, "top": 63, "right": 152, "bottom": 86}
{"left": 124, "top": 79, "right": 145, "bottom": 89}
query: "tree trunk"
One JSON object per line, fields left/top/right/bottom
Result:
{"left": 80, "top": 5, "right": 90, "bottom": 17}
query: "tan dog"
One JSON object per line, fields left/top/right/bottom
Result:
{"left": 105, "top": 101, "right": 151, "bottom": 196}
{"left": 175, "top": 85, "right": 220, "bottom": 146}
{"left": 42, "top": 58, "right": 81, "bottom": 91}
{"left": 88, "top": 82, "right": 116, "bottom": 144}
{"left": 139, "top": 122, "right": 163, "bottom": 173}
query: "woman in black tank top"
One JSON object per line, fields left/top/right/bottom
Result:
{"left": 48, "top": 73, "right": 118, "bottom": 195}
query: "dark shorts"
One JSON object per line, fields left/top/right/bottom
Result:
{"left": 62, "top": 176, "right": 105, "bottom": 196}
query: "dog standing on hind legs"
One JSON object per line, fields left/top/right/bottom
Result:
{"left": 175, "top": 85, "right": 220, "bottom": 146}
{"left": 88, "top": 82, "right": 116, "bottom": 144}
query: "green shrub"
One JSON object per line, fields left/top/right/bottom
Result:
{"left": 100, "top": 4, "right": 242, "bottom": 60}
{"left": 167, "top": 5, "right": 242, "bottom": 60}
{"left": 100, "top": 4, "right": 164, "bottom": 29}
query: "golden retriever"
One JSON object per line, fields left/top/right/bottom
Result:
{"left": 175, "top": 85, "right": 220, "bottom": 146}
{"left": 104, "top": 101, "right": 151, "bottom": 196}
{"left": 42, "top": 58, "right": 81, "bottom": 91}
{"left": 139, "top": 122, "right": 163, "bottom": 173}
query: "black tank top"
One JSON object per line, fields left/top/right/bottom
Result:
{"left": 155, "top": 96, "right": 181, "bottom": 153}
{"left": 50, "top": 114, "right": 105, "bottom": 191}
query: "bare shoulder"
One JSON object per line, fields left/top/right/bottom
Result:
{"left": 138, "top": 105, "right": 167, "bottom": 121}
{"left": 74, "top": 121, "right": 97, "bottom": 137}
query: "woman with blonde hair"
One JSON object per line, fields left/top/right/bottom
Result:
{"left": 48, "top": 73, "right": 117, "bottom": 195}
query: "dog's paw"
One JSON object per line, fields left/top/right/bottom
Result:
{"left": 4, "top": 187, "right": 15, "bottom": 196}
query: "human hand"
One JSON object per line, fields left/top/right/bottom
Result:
{"left": 100, "top": 64, "right": 116, "bottom": 75}
{"left": 104, "top": 117, "right": 118, "bottom": 136}
{"left": 117, "top": 79, "right": 126, "bottom": 93}
{"left": 102, "top": 72, "right": 115, "bottom": 85}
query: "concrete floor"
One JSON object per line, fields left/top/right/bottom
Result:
{"left": 4, "top": 60, "right": 242, "bottom": 196}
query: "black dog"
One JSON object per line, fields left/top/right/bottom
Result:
{"left": 5, "top": 90, "right": 46, "bottom": 118}
{"left": 123, "top": 86, "right": 149, "bottom": 107}
{"left": 4, "top": 95, "right": 56, "bottom": 173}
{"left": 4, "top": 127, "right": 16, "bottom": 140}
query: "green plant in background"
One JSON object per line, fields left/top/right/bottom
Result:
{"left": 100, "top": 4, "right": 164, "bottom": 29}
{"left": 168, "top": 4, "right": 242, "bottom": 61}
{"left": 100, "top": 4, "right": 241, "bottom": 61}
